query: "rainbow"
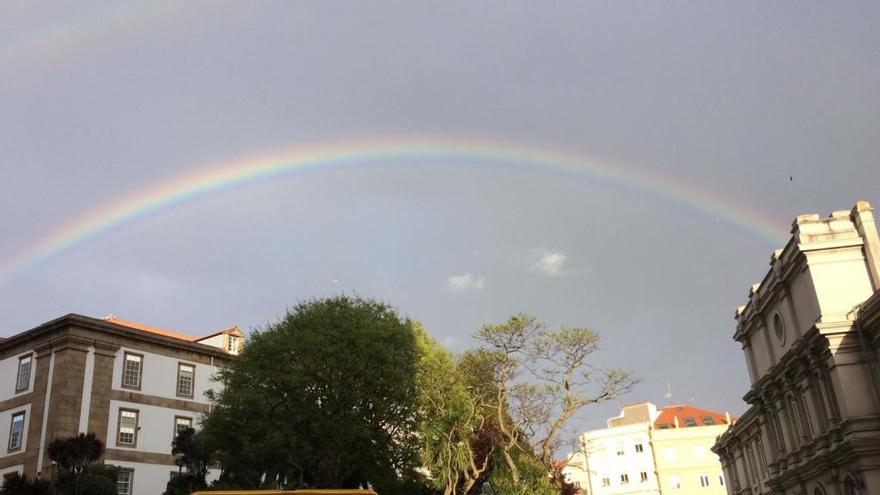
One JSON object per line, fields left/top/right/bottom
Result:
{"left": 0, "top": 136, "right": 788, "bottom": 283}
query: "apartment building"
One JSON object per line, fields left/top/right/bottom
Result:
{"left": 563, "top": 401, "right": 732, "bottom": 495}
{"left": 0, "top": 313, "right": 243, "bottom": 494}
{"left": 713, "top": 201, "right": 880, "bottom": 495}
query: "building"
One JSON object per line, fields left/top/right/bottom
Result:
{"left": 565, "top": 401, "right": 732, "bottom": 495}
{"left": 713, "top": 201, "right": 880, "bottom": 495}
{"left": 0, "top": 313, "right": 244, "bottom": 494}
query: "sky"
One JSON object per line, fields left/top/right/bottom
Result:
{"left": 1, "top": 1, "right": 878, "bottom": 440}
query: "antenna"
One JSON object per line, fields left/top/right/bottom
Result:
{"left": 664, "top": 382, "right": 673, "bottom": 403}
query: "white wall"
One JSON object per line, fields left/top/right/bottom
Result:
{"left": 583, "top": 424, "right": 659, "bottom": 494}
{"left": 106, "top": 400, "right": 202, "bottom": 455}
{"left": 0, "top": 403, "right": 31, "bottom": 458}
{"left": 111, "top": 347, "right": 219, "bottom": 403}
{"left": 0, "top": 350, "right": 36, "bottom": 401}
{"left": 0, "top": 465, "right": 23, "bottom": 477}
{"left": 106, "top": 460, "right": 222, "bottom": 495}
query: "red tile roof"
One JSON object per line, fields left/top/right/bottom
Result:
{"left": 653, "top": 405, "right": 734, "bottom": 429}
{"left": 103, "top": 315, "right": 197, "bottom": 341}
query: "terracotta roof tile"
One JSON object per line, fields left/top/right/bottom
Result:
{"left": 102, "top": 315, "right": 197, "bottom": 342}
{"left": 653, "top": 404, "right": 735, "bottom": 429}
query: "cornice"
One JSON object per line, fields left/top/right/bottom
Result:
{"left": 0, "top": 314, "right": 236, "bottom": 360}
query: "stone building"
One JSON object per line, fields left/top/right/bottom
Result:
{"left": 713, "top": 201, "right": 880, "bottom": 495}
{"left": 0, "top": 313, "right": 243, "bottom": 494}
{"left": 564, "top": 401, "right": 731, "bottom": 495}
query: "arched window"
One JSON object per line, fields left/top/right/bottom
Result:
{"left": 773, "top": 313, "right": 786, "bottom": 345}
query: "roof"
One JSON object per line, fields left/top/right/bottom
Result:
{"left": 653, "top": 405, "right": 733, "bottom": 429}
{"left": 102, "top": 315, "right": 237, "bottom": 343}
{"left": 103, "top": 315, "right": 196, "bottom": 341}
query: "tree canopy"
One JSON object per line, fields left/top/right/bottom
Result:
{"left": 202, "top": 296, "right": 426, "bottom": 493}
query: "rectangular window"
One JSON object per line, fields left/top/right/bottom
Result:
{"left": 226, "top": 335, "right": 241, "bottom": 354}
{"left": 177, "top": 363, "right": 195, "bottom": 398}
{"left": 664, "top": 447, "right": 677, "bottom": 462}
{"left": 692, "top": 445, "right": 705, "bottom": 459}
{"left": 684, "top": 416, "right": 697, "bottom": 427}
{"left": 700, "top": 474, "right": 710, "bottom": 488}
{"left": 640, "top": 472, "right": 648, "bottom": 483}
{"left": 601, "top": 477, "right": 610, "bottom": 487}
{"left": 616, "top": 441, "right": 624, "bottom": 456}
{"left": 702, "top": 415, "right": 716, "bottom": 425}
{"left": 719, "top": 474, "right": 725, "bottom": 487}
{"left": 670, "top": 476, "right": 681, "bottom": 490}
{"left": 122, "top": 353, "right": 142, "bottom": 389}
{"left": 620, "top": 474, "right": 629, "bottom": 485}
{"left": 8, "top": 411, "right": 25, "bottom": 451}
{"left": 173, "top": 416, "right": 193, "bottom": 439}
{"left": 117, "top": 409, "right": 138, "bottom": 446}
{"left": 15, "top": 354, "right": 32, "bottom": 393}
{"left": 634, "top": 442, "right": 644, "bottom": 453}
{"left": 117, "top": 468, "right": 133, "bottom": 495}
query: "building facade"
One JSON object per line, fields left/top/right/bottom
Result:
{"left": 0, "top": 314, "right": 243, "bottom": 494}
{"left": 565, "top": 402, "right": 731, "bottom": 495}
{"left": 713, "top": 201, "right": 880, "bottom": 495}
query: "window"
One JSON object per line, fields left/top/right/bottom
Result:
{"left": 700, "top": 474, "right": 710, "bottom": 488}
{"left": 657, "top": 423, "right": 671, "bottom": 429}
{"left": 640, "top": 472, "right": 648, "bottom": 483}
{"left": 620, "top": 474, "right": 629, "bottom": 485}
{"left": 702, "top": 415, "right": 716, "bottom": 425}
{"left": 226, "top": 335, "right": 242, "bottom": 354}
{"left": 773, "top": 313, "right": 786, "bottom": 345}
{"left": 117, "top": 409, "right": 139, "bottom": 446}
{"left": 15, "top": 354, "right": 32, "bottom": 393}
{"left": 664, "top": 447, "right": 677, "bottom": 462}
{"left": 117, "top": 468, "right": 133, "bottom": 495}
{"left": 719, "top": 474, "right": 725, "bottom": 487}
{"left": 173, "top": 416, "right": 193, "bottom": 439}
{"left": 601, "top": 477, "right": 610, "bottom": 487}
{"left": 669, "top": 476, "right": 681, "bottom": 490}
{"left": 177, "top": 363, "right": 195, "bottom": 398}
{"left": 692, "top": 445, "right": 706, "bottom": 459}
{"left": 8, "top": 411, "right": 25, "bottom": 451}
{"left": 616, "top": 441, "right": 624, "bottom": 456}
{"left": 634, "top": 442, "right": 644, "bottom": 453}
{"left": 122, "top": 353, "right": 142, "bottom": 389}
{"left": 684, "top": 416, "right": 697, "bottom": 427}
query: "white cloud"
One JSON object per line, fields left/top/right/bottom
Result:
{"left": 446, "top": 273, "right": 485, "bottom": 293}
{"left": 530, "top": 249, "right": 568, "bottom": 277}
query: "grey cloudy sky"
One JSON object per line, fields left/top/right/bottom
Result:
{"left": 1, "top": 1, "right": 878, "bottom": 437}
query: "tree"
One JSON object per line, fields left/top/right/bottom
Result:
{"left": 48, "top": 433, "right": 118, "bottom": 495}
{"left": 417, "top": 332, "right": 498, "bottom": 495}
{"left": 0, "top": 473, "right": 51, "bottom": 495}
{"left": 202, "top": 296, "right": 428, "bottom": 494}
{"left": 164, "top": 427, "right": 210, "bottom": 495}
{"left": 474, "top": 314, "right": 638, "bottom": 486}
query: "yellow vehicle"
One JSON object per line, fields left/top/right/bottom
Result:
{"left": 191, "top": 490, "right": 378, "bottom": 495}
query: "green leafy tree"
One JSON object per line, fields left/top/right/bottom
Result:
{"left": 48, "top": 433, "right": 118, "bottom": 495}
{"left": 202, "top": 296, "right": 428, "bottom": 494}
{"left": 0, "top": 473, "right": 51, "bottom": 495}
{"left": 417, "top": 332, "right": 498, "bottom": 495}
{"left": 163, "top": 427, "right": 210, "bottom": 495}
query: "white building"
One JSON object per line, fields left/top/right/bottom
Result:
{"left": 0, "top": 313, "right": 243, "bottom": 494}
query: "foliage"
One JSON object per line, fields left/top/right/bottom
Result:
{"left": 47, "top": 433, "right": 103, "bottom": 472}
{"left": 0, "top": 473, "right": 51, "bottom": 495}
{"left": 55, "top": 464, "right": 119, "bottom": 495}
{"left": 163, "top": 427, "right": 210, "bottom": 495}
{"left": 486, "top": 443, "right": 557, "bottom": 495}
{"left": 48, "top": 433, "right": 118, "bottom": 495}
{"left": 474, "top": 314, "right": 638, "bottom": 488}
{"left": 201, "top": 295, "right": 427, "bottom": 493}
{"left": 417, "top": 332, "right": 498, "bottom": 495}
